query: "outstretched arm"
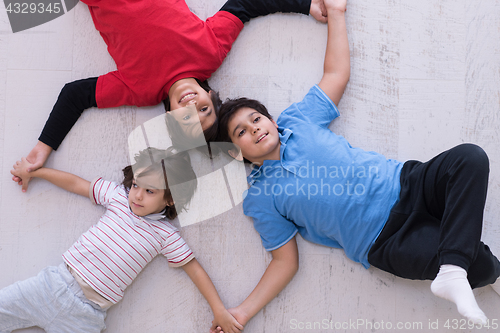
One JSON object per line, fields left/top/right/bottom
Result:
{"left": 182, "top": 259, "right": 244, "bottom": 333}
{"left": 11, "top": 157, "right": 90, "bottom": 196}
{"left": 12, "top": 77, "right": 98, "bottom": 190}
{"left": 318, "top": 0, "right": 349, "bottom": 106}
{"left": 214, "top": 237, "right": 299, "bottom": 329}
{"left": 221, "top": 0, "right": 328, "bottom": 24}
{"left": 38, "top": 77, "right": 98, "bottom": 151}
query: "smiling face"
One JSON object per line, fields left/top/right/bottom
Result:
{"left": 227, "top": 107, "right": 281, "bottom": 165}
{"left": 128, "top": 170, "right": 170, "bottom": 217}
{"left": 168, "top": 78, "right": 216, "bottom": 131}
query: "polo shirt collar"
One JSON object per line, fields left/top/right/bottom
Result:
{"left": 145, "top": 212, "right": 167, "bottom": 221}
{"left": 129, "top": 207, "right": 167, "bottom": 222}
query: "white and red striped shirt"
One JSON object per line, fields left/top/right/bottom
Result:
{"left": 63, "top": 178, "right": 194, "bottom": 304}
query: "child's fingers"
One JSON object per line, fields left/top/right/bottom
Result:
{"left": 11, "top": 169, "right": 20, "bottom": 180}
{"left": 20, "top": 157, "right": 38, "bottom": 173}
{"left": 310, "top": 8, "right": 328, "bottom": 23}
{"left": 21, "top": 177, "right": 31, "bottom": 192}
{"left": 234, "top": 320, "right": 244, "bottom": 331}
{"left": 209, "top": 324, "right": 222, "bottom": 333}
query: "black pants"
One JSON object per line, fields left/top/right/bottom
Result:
{"left": 368, "top": 144, "right": 500, "bottom": 288}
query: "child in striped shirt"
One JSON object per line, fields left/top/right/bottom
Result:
{"left": 5, "top": 147, "right": 243, "bottom": 333}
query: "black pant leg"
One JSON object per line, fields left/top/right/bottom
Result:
{"left": 368, "top": 144, "right": 500, "bottom": 287}
{"left": 423, "top": 143, "right": 489, "bottom": 269}
{"left": 468, "top": 242, "right": 500, "bottom": 288}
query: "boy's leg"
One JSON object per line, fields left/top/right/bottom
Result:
{"left": 369, "top": 144, "right": 498, "bottom": 323}
{"left": 466, "top": 242, "right": 500, "bottom": 289}
{"left": 423, "top": 144, "right": 489, "bottom": 270}
{"left": 370, "top": 144, "right": 494, "bottom": 277}
{"left": 424, "top": 144, "right": 493, "bottom": 322}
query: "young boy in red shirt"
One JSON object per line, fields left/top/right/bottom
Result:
{"left": 14, "top": 0, "right": 328, "bottom": 191}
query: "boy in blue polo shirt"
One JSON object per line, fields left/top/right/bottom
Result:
{"left": 214, "top": 0, "right": 500, "bottom": 328}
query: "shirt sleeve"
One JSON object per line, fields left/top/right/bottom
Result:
{"left": 243, "top": 185, "right": 298, "bottom": 252}
{"left": 38, "top": 77, "right": 98, "bottom": 151}
{"left": 89, "top": 178, "right": 120, "bottom": 208}
{"left": 161, "top": 229, "right": 195, "bottom": 267}
{"left": 95, "top": 71, "right": 149, "bottom": 108}
{"left": 278, "top": 84, "right": 340, "bottom": 129}
{"left": 205, "top": 11, "right": 244, "bottom": 64}
{"left": 220, "top": 0, "right": 311, "bottom": 23}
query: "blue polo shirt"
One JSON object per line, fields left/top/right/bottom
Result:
{"left": 242, "top": 85, "right": 403, "bottom": 268}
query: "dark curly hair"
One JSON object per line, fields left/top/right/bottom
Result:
{"left": 216, "top": 97, "right": 273, "bottom": 143}
{"left": 215, "top": 97, "right": 274, "bottom": 164}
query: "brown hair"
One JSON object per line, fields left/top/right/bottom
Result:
{"left": 122, "top": 147, "right": 197, "bottom": 220}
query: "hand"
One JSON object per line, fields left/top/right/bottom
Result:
{"left": 227, "top": 307, "right": 250, "bottom": 327}
{"left": 12, "top": 141, "right": 52, "bottom": 191}
{"left": 310, "top": 0, "right": 328, "bottom": 23}
{"left": 209, "top": 309, "right": 244, "bottom": 333}
{"left": 11, "top": 158, "right": 36, "bottom": 192}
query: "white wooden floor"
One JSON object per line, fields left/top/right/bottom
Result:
{"left": 1, "top": 0, "right": 499, "bottom": 332}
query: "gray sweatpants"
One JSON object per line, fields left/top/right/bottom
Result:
{"left": 0, "top": 263, "right": 106, "bottom": 333}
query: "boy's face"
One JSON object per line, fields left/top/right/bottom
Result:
{"left": 227, "top": 107, "right": 281, "bottom": 165}
{"left": 168, "top": 79, "right": 216, "bottom": 131}
{"left": 128, "top": 170, "right": 170, "bottom": 217}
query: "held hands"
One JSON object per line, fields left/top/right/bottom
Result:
{"left": 227, "top": 307, "right": 249, "bottom": 328}
{"left": 11, "top": 157, "right": 36, "bottom": 192}
{"left": 310, "top": 0, "right": 328, "bottom": 23}
{"left": 209, "top": 308, "right": 244, "bottom": 333}
{"left": 11, "top": 141, "right": 52, "bottom": 191}
{"left": 310, "top": 0, "right": 347, "bottom": 23}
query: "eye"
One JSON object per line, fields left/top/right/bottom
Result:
{"left": 132, "top": 182, "right": 138, "bottom": 188}
{"left": 238, "top": 129, "right": 246, "bottom": 137}
{"left": 146, "top": 189, "right": 154, "bottom": 194}
{"left": 182, "top": 115, "right": 191, "bottom": 120}
{"left": 200, "top": 106, "right": 209, "bottom": 112}
{"left": 253, "top": 116, "right": 260, "bottom": 123}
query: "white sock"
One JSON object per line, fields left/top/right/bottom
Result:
{"left": 492, "top": 277, "right": 500, "bottom": 296}
{"left": 431, "top": 264, "right": 488, "bottom": 325}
